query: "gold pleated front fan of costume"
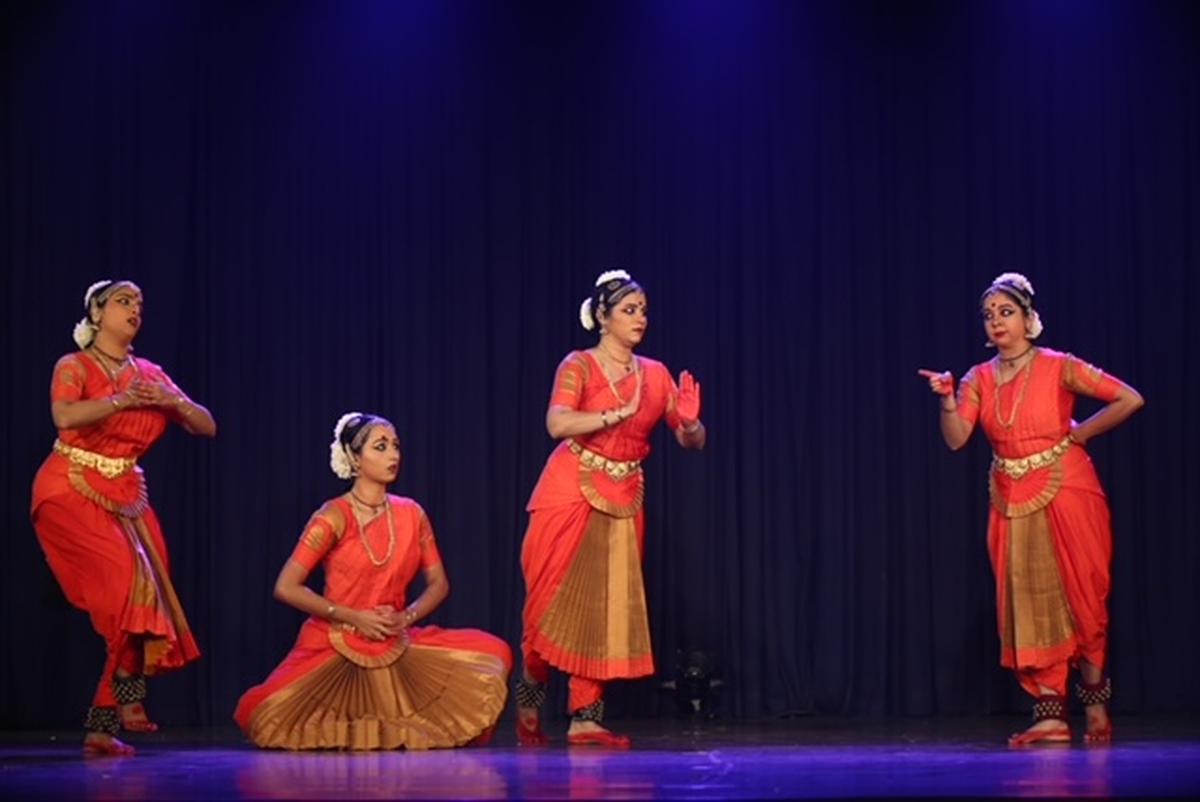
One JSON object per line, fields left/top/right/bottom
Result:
{"left": 1000, "top": 507, "right": 1077, "bottom": 658}
{"left": 246, "top": 645, "right": 508, "bottom": 750}
{"left": 536, "top": 510, "right": 653, "bottom": 676}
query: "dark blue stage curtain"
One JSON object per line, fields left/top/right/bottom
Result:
{"left": 2, "top": 0, "right": 1196, "bottom": 728}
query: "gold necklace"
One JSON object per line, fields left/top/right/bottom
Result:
{"left": 89, "top": 347, "right": 136, "bottom": 387}
{"left": 348, "top": 493, "right": 395, "bottom": 567}
{"left": 994, "top": 353, "right": 1036, "bottom": 429}
{"left": 597, "top": 342, "right": 635, "bottom": 373}
{"left": 350, "top": 490, "right": 387, "bottom": 511}
{"left": 595, "top": 352, "right": 640, "bottom": 409}
{"left": 997, "top": 345, "right": 1034, "bottom": 366}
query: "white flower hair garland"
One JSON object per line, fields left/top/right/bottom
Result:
{"left": 992, "top": 272, "right": 1035, "bottom": 297}
{"left": 579, "top": 269, "right": 634, "bottom": 331}
{"left": 595, "top": 269, "right": 631, "bottom": 286}
{"left": 329, "top": 412, "right": 363, "bottom": 479}
{"left": 72, "top": 280, "right": 114, "bottom": 349}
{"left": 1026, "top": 309, "right": 1044, "bottom": 339}
{"left": 580, "top": 297, "right": 597, "bottom": 331}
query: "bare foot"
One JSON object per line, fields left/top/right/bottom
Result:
{"left": 1084, "top": 703, "right": 1113, "bottom": 742}
{"left": 118, "top": 701, "right": 159, "bottom": 732}
{"left": 83, "top": 732, "right": 136, "bottom": 757}
{"left": 1008, "top": 718, "right": 1070, "bottom": 747}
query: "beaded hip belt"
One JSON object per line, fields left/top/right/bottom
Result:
{"left": 991, "top": 436, "right": 1073, "bottom": 481}
{"left": 53, "top": 439, "right": 138, "bottom": 479}
{"left": 568, "top": 439, "right": 641, "bottom": 481}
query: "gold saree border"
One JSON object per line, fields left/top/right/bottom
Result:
{"left": 329, "top": 628, "right": 408, "bottom": 669}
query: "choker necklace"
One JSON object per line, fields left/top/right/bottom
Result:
{"left": 92, "top": 344, "right": 130, "bottom": 364}
{"left": 597, "top": 343, "right": 635, "bottom": 375}
{"left": 997, "top": 346, "right": 1035, "bottom": 366}
{"left": 350, "top": 490, "right": 387, "bottom": 510}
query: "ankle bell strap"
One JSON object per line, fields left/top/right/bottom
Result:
{"left": 1032, "top": 694, "right": 1067, "bottom": 722}
{"left": 85, "top": 706, "right": 120, "bottom": 735}
{"left": 112, "top": 674, "right": 147, "bottom": 706}
{"left": 514, "top": 677, "right": 547, "bottom": 710}
{"left": 1075, "top": 677, "right": 1112, "bottom": 707}
{"left": 572, "top": 699, "right": 605, "bottom": 724}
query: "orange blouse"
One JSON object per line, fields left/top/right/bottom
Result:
{"left": 291, "top": 496, "right": 442, "bottom": 611}
{"left": 527, "top": 351, "right": 682, "bottom": 514}
{"left": 33, "top": 351, "right": 187, "bottom": 514}
{"left": 286, "top": 496, "right": 444, "bottom": 665}
{"left": 956, "top": 348, "right": 1123, "bottom": 517}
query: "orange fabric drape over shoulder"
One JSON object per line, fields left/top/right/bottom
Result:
{"left": 956, "top": 348, "right": 1123, "bottom": 697}
{"left": 521, "top": 351, "right": 682, "bottom": 709}
{"left": 31, "top": 352, "right": 200, "bottom": 709}
{"left": 234, "top": 496, "right": 511, "bottom": 750}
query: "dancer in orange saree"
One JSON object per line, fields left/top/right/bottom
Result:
{"left": 31, "top": 280, "right": 217, "bottom": 757}
{"left": 919, "top": 273, "right": 1143, "bottom": 747}
{"left": 235, "top": 413, "right": 511, "bottom": 750}
{"left": 516, "top": 270, "right": 706, "bottom": 748}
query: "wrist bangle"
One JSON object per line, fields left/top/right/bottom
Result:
{"left": 682, "top": 420, "right": 701, "bottom": 433}
{"left": 110, "top": 395, "right": 121, "bottom": 410}
{"left": 325, "top": 604, "right": 337, "bottom": 621}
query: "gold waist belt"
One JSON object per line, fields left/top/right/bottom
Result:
{"left": 568, "top": 439, "right": 641, "bottom": 481}
{"left": 991, "top": 436, "right": 1073, "bottom": 481}
{"left": 53, "top": 439, "right": 138, "bottom": 479}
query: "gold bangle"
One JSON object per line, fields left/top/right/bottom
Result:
{"left": 110, "top": 395, "right": 121, "bottom": 410}
{"left": 325, "top": 604, "right": 337, "bottom": 621}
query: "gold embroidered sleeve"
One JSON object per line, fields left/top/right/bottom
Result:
{"left": 549, "top": 352, "right": 590, "bottom": 409}
{"left": 1062, "top": 353, "right": 1100, "bottom": 394}
{"left": 290, "top": 502, "right": 347, "bottom": 571}
{"left": 51, "top": 355, "right": 87, "bottom": 402}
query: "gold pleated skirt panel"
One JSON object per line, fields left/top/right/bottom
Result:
{"left": 1001, "top": 507, "right": 1077, "bottom": 658}
{"left": 246, "top": 645, "right": 508, "bottom": 750}
{"left": 535, "top": 510, "right": 653, "bottom": 678}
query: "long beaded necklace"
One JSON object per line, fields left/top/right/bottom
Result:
{"left": 348, "top": 491, "right": 395, "bottom": 567}
{"left": 993, "top": 349, "right": 1037, "bottom": 429}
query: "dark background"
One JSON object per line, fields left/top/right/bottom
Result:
{"left": 2, "top": 0, "right": 1196, "bottom": 730}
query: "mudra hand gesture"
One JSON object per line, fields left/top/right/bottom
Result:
{"left": 123, "top": 377, "right": 180, "bottom": 408}
{"left": 917, "top": 369, "right": 954, "bottom": 397}
{"left": 677, "top": 370, "right": 701, "bottom": 426}
{"left": 348, "top": 607, "right": 402, "bottom": 641}
{"left": 617, "top": 367, "right": 643, "bottom": 421}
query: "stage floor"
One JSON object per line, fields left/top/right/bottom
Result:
{"left": 2, "top": 716, "right": 1198, "bottom": 799}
